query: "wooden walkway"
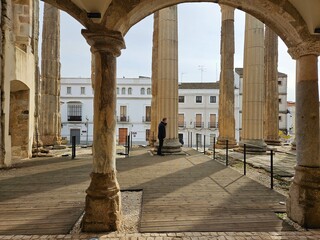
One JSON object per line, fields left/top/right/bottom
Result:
{"left": 117, "top": 148, "right": 294, "bottom": 232}
{"left": 0, "top": 147, "right": 294, "bottom": 235}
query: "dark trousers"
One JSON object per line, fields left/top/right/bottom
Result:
{"left": 157, "top": 138, "right": 164, "bottom": 155}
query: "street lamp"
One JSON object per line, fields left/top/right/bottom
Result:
{"left": 86, "top": 116, "right": 89, "bottom": 146}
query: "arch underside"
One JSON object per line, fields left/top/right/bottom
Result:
{"left": 41, "top": 0, "right": 320, "bottom": 55}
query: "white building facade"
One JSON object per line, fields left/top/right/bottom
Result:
{"left": 61, "top": 70, "right": 287, "bottom": 146}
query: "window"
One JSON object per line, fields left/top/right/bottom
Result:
{"left": 145, "top": 106, "right": 151, "bottom": 122}
{"left": 67, "top": 102, "right": 82, "bottom": 121}
{"left": 146, "top": 129, "right": 151, "bottom": 141}
{"left": 117, "top": 87, "right": 119, "bottom": 95}
{"left": 178, "top": 114, "right": 185, "bottom": 127}
{"left": 67, "top": 87, "right": 71, "bottom": 94}
{"left": 279, "top": 98, "right": 282, "bottom": 103}
{"left": 81, "top": 87, "right": 85, "bottom": 95}
{"left": 120, "top": 106, "right": 127, "bottom": 122}
{"left": 128, "top": 87, "right": 132, "bottom": 95}
{"left": 122, "top": 87, "right": 126, "bottom": 95}
{"left": 196, "top": 96, "right": 202, "bottom": 103}
{"left": 179, "top": 96, "right": 185, "bottom": 103}
{"left": 210, "top": 96, "right": 217, "bottom": 103}
{"left": 140, "top": 88, "right": 145, "bottom": 95}
{"left": 278, "top": 81, "right": 282, "bottom": 85}
{"left": 209, "top": 114, "right": 217, "bottom": 128}
{"left": 279, "top": 116, "right": 282, "bottom": 121}
{"left": 195, "top": 114, "right": 202, "bottom": 128}
{"left": 147, "top": 88, "right": 151, "bottom": 95}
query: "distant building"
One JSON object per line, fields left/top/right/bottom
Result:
{"left": 60, "top": 70, "right": 288, "bottom": 145}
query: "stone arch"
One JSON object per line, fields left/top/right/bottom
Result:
{"left": 9, "top": 80, "right": 30, "bottom": 159}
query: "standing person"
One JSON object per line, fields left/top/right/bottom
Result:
{"left": 157, "top": 118, "right": 167, "bottom": 156}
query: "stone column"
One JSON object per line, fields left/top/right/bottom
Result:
{"left": 240, "top": 14, "right": 266, "bottom": 153}
{"left": 150, "top": 12, "right": 159, "bottom": 146}
{"left": 216, "top": 5, "right": 236, "bottom": 149}
{"left": 81, "top": 29, "right": 125, "bottom": 232}
{"left": 39, "top": 3, "right": 61, "bottom": 146}
{"left": 32, "top": 0, "right": 42, "bottom": 153}
{"left": 0, "top": 1, "right": 4, "bottom": 165}
{"left": 287, "top": 54, "right": 320, "bottom": 228}
{"left": 264, "top": 26, "right": 281, "bottom": 146}
{"left": 157, "top": 6, "right": 181, "bottom": 153}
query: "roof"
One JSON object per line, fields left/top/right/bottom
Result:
{"left": 235, "top": 68, "right": 287, "bottom": 78}
{"left": 178, "top": 82, "right": 220, "bottom": 90}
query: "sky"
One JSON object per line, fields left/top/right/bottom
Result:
{"left": 40, "top": 2, "right": 320, "bottom": 101}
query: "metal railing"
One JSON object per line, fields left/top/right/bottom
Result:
{"left": 208, "top": 122, "right": 218, "bottom": 129}
{"left": 178, "top": 121, "right": 186, "bottom": 128}
{"left": 142, "top": 116, "right": 151, "bottom": 122}
{"left": 194, "top": 122, "right": 204, "bottom": 128}
{"left": 117, "top": 116, "right": 130, "bottom": 122}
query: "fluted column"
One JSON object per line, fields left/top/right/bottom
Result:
{"left": 264, "top": 26, "right": 280, "bottom": 146}
{"left": 81, "top": 29, "right": 125, "bottom": 232}
{"left": 240, "top": 14, "right": 266, "bottom": 153}
{"left": 287, "top": 53, "right": 320, "bottom": 228}
{"left": 150, "top": 12, "right": 159, "bottom": 146}
{"left": 39, "top": 3, "right": 61, "bottom": 146}
{"left": 157, "top": 6, "right": 181, "bottom": 153}
{"left": 216, "top": 5, "right": 236, "bottom": 149}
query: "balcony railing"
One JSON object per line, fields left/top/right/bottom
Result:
{"left": 194, "top": 122, "right": 204, "bottom": 128}
{"left": 68, "top": 115, "right": 82, "bottom": 121}
{"left": 208, "top": 122, "right": 218, "bottom": 129}
{"left": 142, "top": 116, "right": 151, "bottom": 122}
{"left": 178, "top": 121, "right": 186, "bottom": 128}
{"left": 117, "top": 116, "right": 130, "bottom": 122}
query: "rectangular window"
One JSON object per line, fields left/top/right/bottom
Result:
{"left": 279, "top": 116, "right": 282, "bottom": 121}
{"left": 195, "top": 114, "right": 202, "bottom": 128}
{"left": 67, "top": 87, "right": 71, "bottom": 94}
{"left": 81, "top": 87, "right": 85, "bottom": 95}
{"left": 209, "top": 114, "right": 217, "bottom": 128}
{"left": 68, "top": 104, "right": 82, "bottom": 121}
{"left": 179, "top": 96, "right": 185, "bottom": 103}
{"left": 210, "top": 96, "right": 217, "bottom": 103}
{"left": 145, "top": 106, "right": 151, "bottom": 122}
{"left": 278, "top": 81, "right": 282, "bottom": 85}
{"left": 146, "top": 129, "right": 150, "bottom": 141}
{"left": 178, "top": 114, "right": 185, "bottom": 127}
{"left": 279, "top": 98, "right": 282, "bottom": 103}
{"left": 196, "top": 96, "right": 202, "bottom": 103}
{"left": 120, "top": 106, "right": 127, "bottom": 122}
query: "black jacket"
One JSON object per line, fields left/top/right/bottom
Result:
{"left": 158, "top": 121, "right": 166, "bottom": 140}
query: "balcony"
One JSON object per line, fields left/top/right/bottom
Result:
{"left": 117, "top": 116, "right": 130, "bottom": 122}
{"left": 178, "top": 121, "right": 186, "bottom": 128}
{"left": 194, "top": 122, "right": 204, "bottom": 128}
{"left": 208, "top": 122, "right": 218, "bottom": 129}
{"left": 142, "top": 116, "right": 151, "bottom": 122}
{"left": 68, "top": 115, "right": 82, "bottom": 122}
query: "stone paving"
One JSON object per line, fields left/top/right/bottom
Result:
{"left": 1, "top": 146, "right": 320, "bottom": 239}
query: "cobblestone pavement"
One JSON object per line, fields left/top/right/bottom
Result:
{"left": 1, "top": 231, "right": 320, "bottom": 240}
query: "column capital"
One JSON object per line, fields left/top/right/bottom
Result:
{"left": 219, "top": 4, "right": 235, "bottom": 21}
{"left": 288, "top": 40, "right": 320, "bottom": 60}
{"left": 81, "top": 29, "right": 126, "bottom": 57}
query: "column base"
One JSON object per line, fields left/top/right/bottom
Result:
{"left": 287, "top": 166, "right": 320, "bottom": 228}
{"left": 239, "top": 139, "right": 267, "bottom": 154}
{"left": 82, "top": 172, "right": 121, "bottom": 232}
{"left": 216, "top": 137, "right": 237, "bottom": 149}
{"left": 154, "top": 138, "right": 182, "bottom": 153}
{"left": 265, "top": 139, "right": 281, "bottom": 146}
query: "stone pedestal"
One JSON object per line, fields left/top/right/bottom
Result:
{"left": 82, "top": 172, "right": 121, "bottom": 232}
{"left": 156, "top": 6, "right": 181, "bottom": 153}
{"left": 264, "top": 26, "right": 281, "bottom": 146}
{"left": 216, "top": 5, "right": 237, "bottom": 149}
{"left": 240, "top": 14, "right": 266, "bottom": 153}
{"left": 287, "top": 166, "right": 320, "bottom": 228}
{"left": 81, "top": 29, "right": 125, "bottom": 232}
